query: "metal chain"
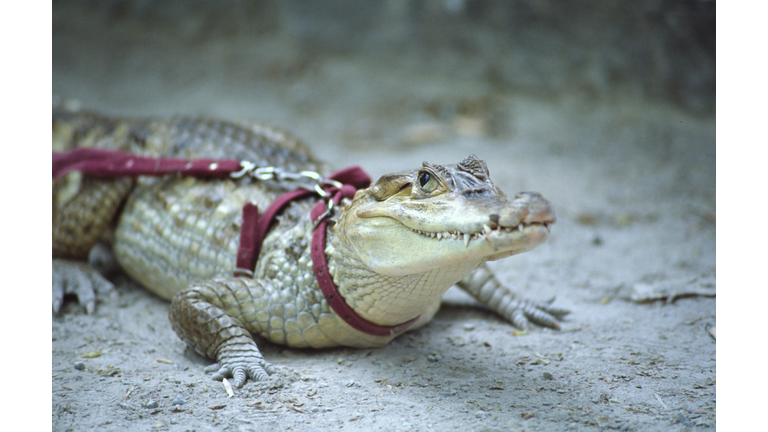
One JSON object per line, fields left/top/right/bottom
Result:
{"left": 232, "top": 162, "right": 343, "bottom": 195}
{"left": 231, "top": 161, "right": 344, "bottom": 227}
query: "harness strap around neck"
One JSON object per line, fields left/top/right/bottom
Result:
{"left": 309, "top": 189, "right": 420, "bottom": 338}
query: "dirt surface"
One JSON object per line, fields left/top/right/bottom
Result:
{"left": 51, "top": 2, "right": 715, "bottom": 431}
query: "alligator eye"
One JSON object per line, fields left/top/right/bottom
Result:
{"left": 418, "top": 172, "right": 431, "bottom": 188}
{"left": 417, "top": 171, "right": 439, "bottom": 193}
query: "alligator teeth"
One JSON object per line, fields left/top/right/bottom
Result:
{"left": 413, "top": 226, "right": 533, "bottom": 243}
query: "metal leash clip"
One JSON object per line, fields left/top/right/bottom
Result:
{"left": 230, "top": 161, "right": 257, "bottom": 179}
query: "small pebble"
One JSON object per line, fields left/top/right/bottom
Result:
{"left": 74, "top": 361, "right": 86, "bottom": 371}
{"left": 463, "top": 323, "right": 475, "bottom": 331}
{"left": 146, "top": 399, "right": 159, "bottom": 409}
{"left": 676, "top": 413, "right": 692, "bottom": 426}
{"left": 426, "top": 353, "right": 443, "bottom": 363}
{"left": 475, "top": 410, "right": 488, "bottom": 418}
{"left": 542, "top": 372, "right": 554, "bottom": 380}
{"left": 172, "top": 396, "right": 186, "bottom": 406}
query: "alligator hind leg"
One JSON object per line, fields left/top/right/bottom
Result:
{"left": 53, "top": 176, "right": 134, "bottom": 259}
{"left": 457, "top": 263, "right": 569, "bottom": 330}
{"left": 53, "top": 176, "right": 134, "bottom": 313}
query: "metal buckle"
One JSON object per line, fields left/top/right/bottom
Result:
{"left": 233, "top": 267, "right": 255, "bottom": 278}
{"left": 311, "top": 200, "right": 335, "bottom": 232}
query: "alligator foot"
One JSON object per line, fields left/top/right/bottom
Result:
{"left": 458, "top": 263, "right": 569, "bottom": 330}
{"left": 204, "top": 341, "right": 275, "bottom": 387}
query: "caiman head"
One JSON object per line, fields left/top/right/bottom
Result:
{"left": 337, "top": 155, "right": 555, "bottom": 277}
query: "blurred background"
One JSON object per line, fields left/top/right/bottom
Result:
{"left": 52, "top": 0, "right": 715, "bottom": 191}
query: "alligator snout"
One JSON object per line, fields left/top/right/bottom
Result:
{"left": 514, "top": 192, "right": 556, "bottom": 226}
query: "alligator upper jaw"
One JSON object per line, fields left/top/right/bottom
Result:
{"left": 343, "top": 191, "right": 555, "bottom": 277}
{"left": 408, "top": 219, "right": 551, "bottom": 250}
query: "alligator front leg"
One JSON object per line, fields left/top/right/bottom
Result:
{"left": 457, "top": 263, "right": 569, "bottom": 330}
{"left": 169, "top": 277, "right": 282, "bottom": 387}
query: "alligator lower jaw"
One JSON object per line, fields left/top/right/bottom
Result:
{"left": 409, "top": 222, "right": 552, "bottom": 248}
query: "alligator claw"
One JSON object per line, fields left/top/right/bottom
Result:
{"left": 509, "top": 298, "right": 571, "bottom": 330}
{"left": 52, "top": 259, "right": 114, "bottom": 314}
{"left": 207, "top": 342, "right": 275, "bottom": 387}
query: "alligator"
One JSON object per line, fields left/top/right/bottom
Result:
{"left": 52, "top": 107, "right": 567, "bottom": 387}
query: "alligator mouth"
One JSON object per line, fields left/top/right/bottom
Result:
{"left": 408, "top": 221, "right": 552, "bottom": 248}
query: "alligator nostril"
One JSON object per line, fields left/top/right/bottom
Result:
{"left": 489, "top": 213, "right": 500, "bottom": 228}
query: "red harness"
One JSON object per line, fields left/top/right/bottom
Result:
{"left": 53, "top": 148, "right": 418, "bottom": 337}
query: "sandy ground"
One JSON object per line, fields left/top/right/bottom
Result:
{"left": 51, "top": 2, "right": 715, "bottom": 431}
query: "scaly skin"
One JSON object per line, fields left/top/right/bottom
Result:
{"left": 52, "top": 107, "right": 568, "bottom": 387}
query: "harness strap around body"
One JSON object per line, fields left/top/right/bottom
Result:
{"left": 52, "top": 148, "right": 418, "bottom": 337}
{"left": 53, "top": 148, "right": 240, "bottom": 179}
{"left": 234, "top": 166, "right": 371, "bottom": 276}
